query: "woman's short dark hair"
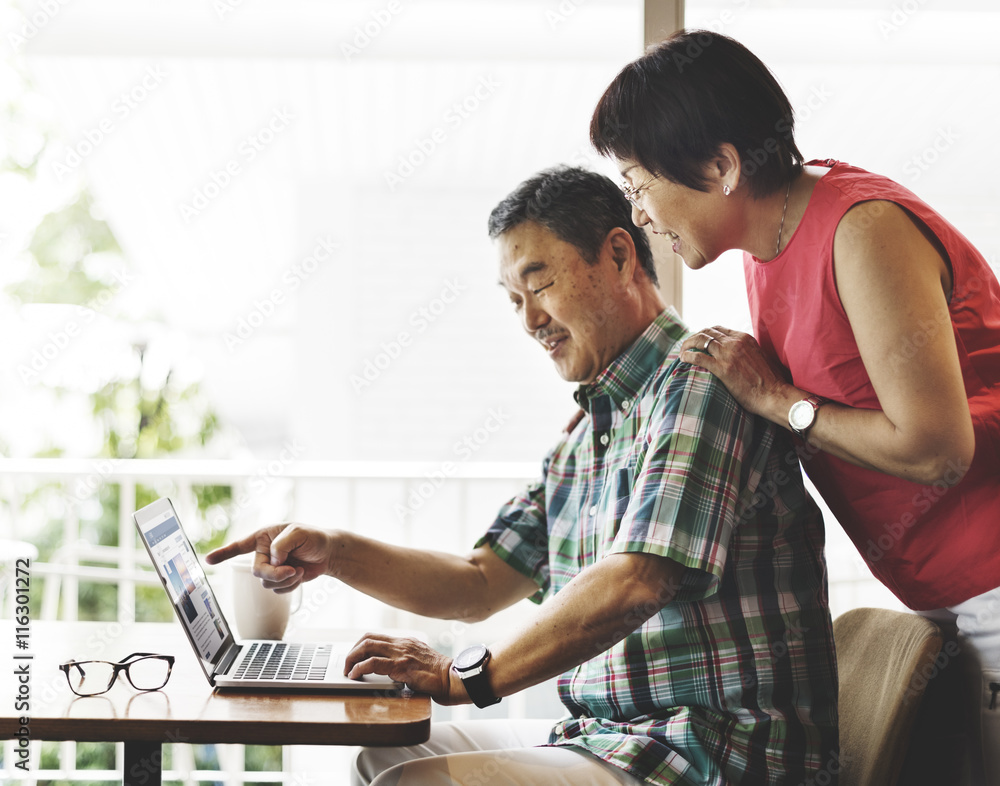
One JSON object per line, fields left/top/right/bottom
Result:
{"left": 487, "top": 165, "right": 657, "bottom": 286}
{"left": 590, "top": 30, "right": 803, "bottom": 199}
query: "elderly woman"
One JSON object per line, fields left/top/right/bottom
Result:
{"left": 590, "top": 29, "right": 1000, "bottom": 783}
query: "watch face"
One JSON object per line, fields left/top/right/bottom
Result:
{"left": 789, "top": 400, "right": 814, "bottom": 431}
{"left": 454, "top": 644, "right": 488, "bottom": 671}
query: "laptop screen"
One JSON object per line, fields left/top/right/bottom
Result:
{"left": 135, "top": 500, "right": 232, "bottom": 665}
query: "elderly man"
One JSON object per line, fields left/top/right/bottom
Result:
{"left": 207, "top": 166, "right": 839, "bottom": 785}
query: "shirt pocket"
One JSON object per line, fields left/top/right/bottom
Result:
{"left": 606, "top": 463, "right": 636, "bottom": 541}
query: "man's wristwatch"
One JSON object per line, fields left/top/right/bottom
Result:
{"left": 788, "top": 395, "right": 828, "bottom": 437}
{"left": 452, "top": 644, "right": 501, "bottom": 709}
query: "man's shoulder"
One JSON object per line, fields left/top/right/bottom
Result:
{"left": 649, "top": 355, "right": 743, "bottom": 414}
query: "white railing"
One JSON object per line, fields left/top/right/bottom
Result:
{"left": 0, "top": 456, "right": 539, "bottom": 621}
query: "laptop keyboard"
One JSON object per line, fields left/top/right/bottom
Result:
{"left": 233, "top": 642, "right": 333, "bottom": 681}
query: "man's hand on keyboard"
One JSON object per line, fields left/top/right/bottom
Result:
{"left": 206, "top": 523, "right": 334, "bottom": 593}
{"left": 344, "top": 633, "right": 466, "bottom": 704}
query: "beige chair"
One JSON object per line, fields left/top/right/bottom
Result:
{"left": 833, "top": 608, "right": 944, "bottom": 786}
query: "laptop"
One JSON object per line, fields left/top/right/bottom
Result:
{"left": 134, "top": 496, "right": 401, "bottom": 691}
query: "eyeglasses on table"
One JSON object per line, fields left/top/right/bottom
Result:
{"left": 59, "top": 652, "right": 175, "bottom": 697}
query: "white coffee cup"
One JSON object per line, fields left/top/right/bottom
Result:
{"left": 229, "top": 556, "right": 302, "bottom": 640}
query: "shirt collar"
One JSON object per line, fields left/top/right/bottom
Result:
{"left": 574, "top": 307, "right": 688, "bottom": 412}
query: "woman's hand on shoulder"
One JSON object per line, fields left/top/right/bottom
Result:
{"left": 680, "top": 327, "right": 797, "bottom": 422}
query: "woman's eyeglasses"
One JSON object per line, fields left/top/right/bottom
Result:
{"left": 59, "top": 652, "right": 175, "bottom": 697}
{"left": 620, "top": 175, "right": 656, "bottom": 207}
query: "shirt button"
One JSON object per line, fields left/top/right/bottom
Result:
{"left": 599, "top": 433, "right": 609, "bottom": 446}
{"left": 589, "top": 505, "right": 597, "bottom": 516}
{"left": 621, "top": 399, "right": 631, "bottom": 412}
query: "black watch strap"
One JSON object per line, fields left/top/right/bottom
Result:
{"left": 462, "top": 669, "right": 501, "bottom": 709}
{"left": 453, "top": 645, "right": 501, "bottom": 709}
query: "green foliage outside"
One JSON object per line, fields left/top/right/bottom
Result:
{"left": 7, "top": 191, "right": 122, "bottom": 307}
{"left": 0, "top": 51, "right": 282, "bottom": 784}
{"left": 4, "top": 179, "right": 232, "bottom": 622}
{"left": 31, "top": 740, "right": 283, "bottom": 784}
{"left": 1, "top": 59, "right": 233, "bottom": 623}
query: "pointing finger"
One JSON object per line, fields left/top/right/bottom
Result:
{"left": 205, "top": 534, "right": 257, "bottom": 565}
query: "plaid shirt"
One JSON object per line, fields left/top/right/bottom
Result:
{"left": 480, "top": 309, "right": 839, "bottom": 786}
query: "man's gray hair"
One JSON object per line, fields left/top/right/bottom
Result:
{"left": 487, "top": 165, "right": 657, "bottom": 286}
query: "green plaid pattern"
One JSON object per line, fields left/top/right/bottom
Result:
{"left": 480, "top": 309, "right": 839, "bottom": 785}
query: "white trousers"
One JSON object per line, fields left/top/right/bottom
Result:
{"left": 351, "top": 719, "right": 645, "bottom": 786}
{"left": 918, "top": 584, "right": 1000, "bottom": 786}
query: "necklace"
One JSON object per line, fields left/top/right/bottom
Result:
{"left": 775, "top": 181, "right": 791, "bottom": 256}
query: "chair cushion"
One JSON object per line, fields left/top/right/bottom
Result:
{"left": 834, "top": 608, "right": 943, "bottom": 786}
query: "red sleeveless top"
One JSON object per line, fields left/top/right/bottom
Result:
{"left": 744, "top": 159, "right": 1000, "bottom": 610}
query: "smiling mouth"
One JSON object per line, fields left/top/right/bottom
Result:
{"left": 654, "top": 231, "right": 682, "bottom": 254}
{"left": 539, "top": 334, "right": 568, "bottom": 354}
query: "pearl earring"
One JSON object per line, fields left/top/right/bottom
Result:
{"left": 723, "top": 185, "right": 732, "bottom": 196}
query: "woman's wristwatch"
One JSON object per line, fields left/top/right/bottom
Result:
{"left": 788, "top": 395, "right": 828, "bottom": 437}
{"left": 452, "top": 644, "right": 501, "bottom": 708}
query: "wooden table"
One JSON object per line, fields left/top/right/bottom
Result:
{"left": 1, "top": 621, "right": 431, "bottom": 785}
